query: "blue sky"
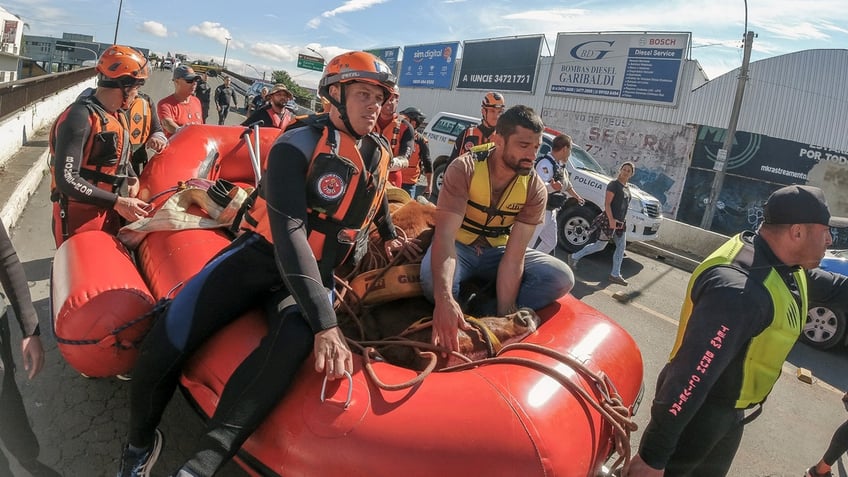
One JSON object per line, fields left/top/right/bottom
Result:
{"left": 5, "top": 0, "right": 848, "bottom": 89}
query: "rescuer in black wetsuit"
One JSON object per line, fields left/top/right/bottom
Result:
{"left": 629, "top": 185, "right": 848, "bottom": 477}
{"left": 117, "top": 51, "right": 420, "bottom": 477}
{"left": 0, "top": 218, "right": 60, "bottom": 476}
{"left": 49, "top": 45, "right": 153, "bottom": 247}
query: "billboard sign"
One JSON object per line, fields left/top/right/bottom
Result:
{"left": 366, "top": 47, "right": 401, "bottom": 76}
{"left": 398, "top": 42, "right": 459, "bottom": 89}
{"left": 456, "top": 35, "right": 543, "bottom": 92}
{"left": 547, "top": 32, "right": 690, "bottom": 106}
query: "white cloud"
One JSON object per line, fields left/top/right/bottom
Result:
{"left": 187, "top": 21, "right": 233, "bottom": 46}
{"left": 139, "top": 21, "right": 167, "bottom": 38}
{"left": 307, "top": 0, "right": 390, "bottom": 29}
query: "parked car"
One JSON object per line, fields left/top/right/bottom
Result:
{"left": 161, "top": 59, "right": 173, "bottom": 70}
{"left": 244, "top": 81, "right": 275, "bottom": 115}
{"left": 803, "top": 249, "right": 848, "bottom": 350}
{"left": 422, "top": 111, "right": 663, "bottom": 252}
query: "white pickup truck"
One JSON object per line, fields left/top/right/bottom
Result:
{"left": 422, "top": 111, "right": 663, "bottom": 252}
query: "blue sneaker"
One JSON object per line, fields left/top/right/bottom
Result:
{"left": 117, "top": 429, "right": 163, "bottom": 477}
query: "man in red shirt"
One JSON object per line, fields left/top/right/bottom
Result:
{"left": 157, "top": 65, "right": 203, "bottom": 137}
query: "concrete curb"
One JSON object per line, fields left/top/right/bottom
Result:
{"left": 629, "top": 241, "right": 700, "bottom": 273}
{"left": 0, "top": 149, "right": 49, "bottom": 230}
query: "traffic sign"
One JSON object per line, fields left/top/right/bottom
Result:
{"left": 297, "top": 54, "right": 324, "bottom": 72}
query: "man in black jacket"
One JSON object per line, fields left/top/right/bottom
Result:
{"left": 194, "top": 72, "right": 212, "bottom": 124}
{"left": 214, "top": 76, "right": 238, "bottom": 125}
{"left": 629, "top": 185, "right": 848, "bottom": 477}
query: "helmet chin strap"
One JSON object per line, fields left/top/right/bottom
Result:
{"left": 120, "top": 84, "right": 134, "bottom": 108}
{"left": 327, "top": 84, "right": 364, "bottom": 140}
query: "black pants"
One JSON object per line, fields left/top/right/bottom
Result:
{"left": 217, "top": 105, "right": 232, "bottom": 125}
{"left": 0, "top": 314, "right": 60, "bottom": 477}
{"left": 200, "top": 102, "right": 210, "bottom": 124}
{"left": 822, "top": 419, "right": 848, "bottom": 466}
{"left": 128, "top": 233, "right": 315, "bottom": 475}
{"left": 663, "top": 400, "right": 745, "bottom": 477}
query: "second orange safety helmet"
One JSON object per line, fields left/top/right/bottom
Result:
{"left": 96, "top": 45, "right": 149, "bottom": 87}
{"left": 482, "top": 91, "right": 505, "bottom": 109}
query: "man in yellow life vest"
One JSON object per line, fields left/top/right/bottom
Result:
{"left": 629, "top": 185, "right": 848, "bottom": 477}
{"left": 420, "top": 105, "right": 574, "bottom": 352}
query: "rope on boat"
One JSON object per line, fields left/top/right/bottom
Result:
{"left": 441, "top": 342, "right": 638, "bottom": 476}
{"left": 54, "top": 298, "right": 172, "bottom": 349}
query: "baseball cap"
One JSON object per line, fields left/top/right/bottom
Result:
{"left": 173, "top": 65, "right": 199, "bottom": 82}
{"left": 267, "top": 84, "right": 292, "bottom": 97}
{"left": 763, "top": 185, "right": 848, "bottom": 227}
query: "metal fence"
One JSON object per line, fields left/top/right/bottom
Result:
{"left": 0, "top": 67, "right": 96, "bottom": 122}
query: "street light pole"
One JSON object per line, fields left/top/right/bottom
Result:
{"left": 307, "top": 47, "right": 325, "bottom": 62}
{"left": 246, "top": 64, "right": 265, "bottom": 81}
{"left": 700, "top": 30, "right": 755, "bottom": 230}
{"left": 113, "top": 0, "right": 123, "bottom": 44}
{"left": 222, "top": 37, "right": 231, "bottom": 69}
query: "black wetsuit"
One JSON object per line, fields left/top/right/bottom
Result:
{"left": 639, "top": 232, "right": 848, "bottom": 476}
{"left": 0, "top": 218, "right": 59, "bottom": 476}
{"left": 127, "top": 117, "right": 395, "bottom": 475}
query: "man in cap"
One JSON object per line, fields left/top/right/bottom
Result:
{"left": 157, "top": 64, "right": 203, "bottom": 137}
{"left": 241, "top": 83, "right": 295, "bottom": 130}
{"left": 629, "top": 185, "right": 848, "bottom": 476}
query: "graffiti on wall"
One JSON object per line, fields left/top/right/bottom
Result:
{"left": 541, "top": 108, "right": 696, "bottom": 217}
{"left": 681, "top": 127, "right": 848, "bottom": 244}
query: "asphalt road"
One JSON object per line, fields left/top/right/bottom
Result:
{"left": 3, "top": 70, "right": 848, "bottom": 476}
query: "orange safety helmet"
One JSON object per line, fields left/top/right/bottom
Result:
{"left": 318, "top": 51, "right": 396, "bottom": 101}
{"left": 482, "top": 91, "right": 505, "bottom": 109}
{"left": 96, "top": 45, "right": 149, "bottom": 88}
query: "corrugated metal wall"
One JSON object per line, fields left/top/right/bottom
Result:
{"left": 398, "top": 49, "right": 848, "bottom": 152}
{"left": 685, "top": 49, "right": 848, "bottom": 151}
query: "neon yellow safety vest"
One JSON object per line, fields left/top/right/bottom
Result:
{"left": 672, "top": 233, "right": 807, "bottom": 408}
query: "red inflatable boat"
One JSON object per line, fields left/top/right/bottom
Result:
{"left": 51, "top": 124, "right": 644, "bottom": 476}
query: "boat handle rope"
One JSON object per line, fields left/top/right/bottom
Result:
{"left": 53, "top": 298, "right": 172, "bottom": 350}
{"left": 440, "top": 342, "right": 638, "bottom": 476}
{"left": 320, "top": 370, "right": 354, "bottom": 409}
{"left": 360, "top": 346, "right": 439, "bottom": 391}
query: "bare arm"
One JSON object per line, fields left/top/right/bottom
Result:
{"left": 604, "top": 189, "right": 619, "bottom": 228}
{"left": 430, "top": 209, "right": 471, "bottom": 351}
{"left": 496, "top": 221, "right": 536, "bottom": 315}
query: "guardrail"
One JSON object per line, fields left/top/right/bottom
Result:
{"left": 0, "top": 67, "right": 96, "bottom": 122}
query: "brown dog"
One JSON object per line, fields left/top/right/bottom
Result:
{"left": 340, "top": 297, "right": 541, "bottom": 370}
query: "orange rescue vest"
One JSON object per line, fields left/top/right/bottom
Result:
{"left": 241, "top": 120, "right": 391, "bottom": 279}
{"left": 49, "top": 97, "right": 132, "bottom": 200}
{"left": 126, "top": 93, "right": 154, "bottom": 146}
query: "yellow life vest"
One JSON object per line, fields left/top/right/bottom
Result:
{"left": 672, "top": 233, "right": 807, "bottom": 408}
{"left": 455, "top": 146, "right": 530, "bottom": 247}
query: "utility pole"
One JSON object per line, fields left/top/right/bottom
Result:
{"left": 700, "top": 30, "right": 755, "bottom": 230}
{"left": 222, "top": 37, "right": 231, "bottom": 69}
{"left": 113, "top": 0, "right": 123, "bottom": 44}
